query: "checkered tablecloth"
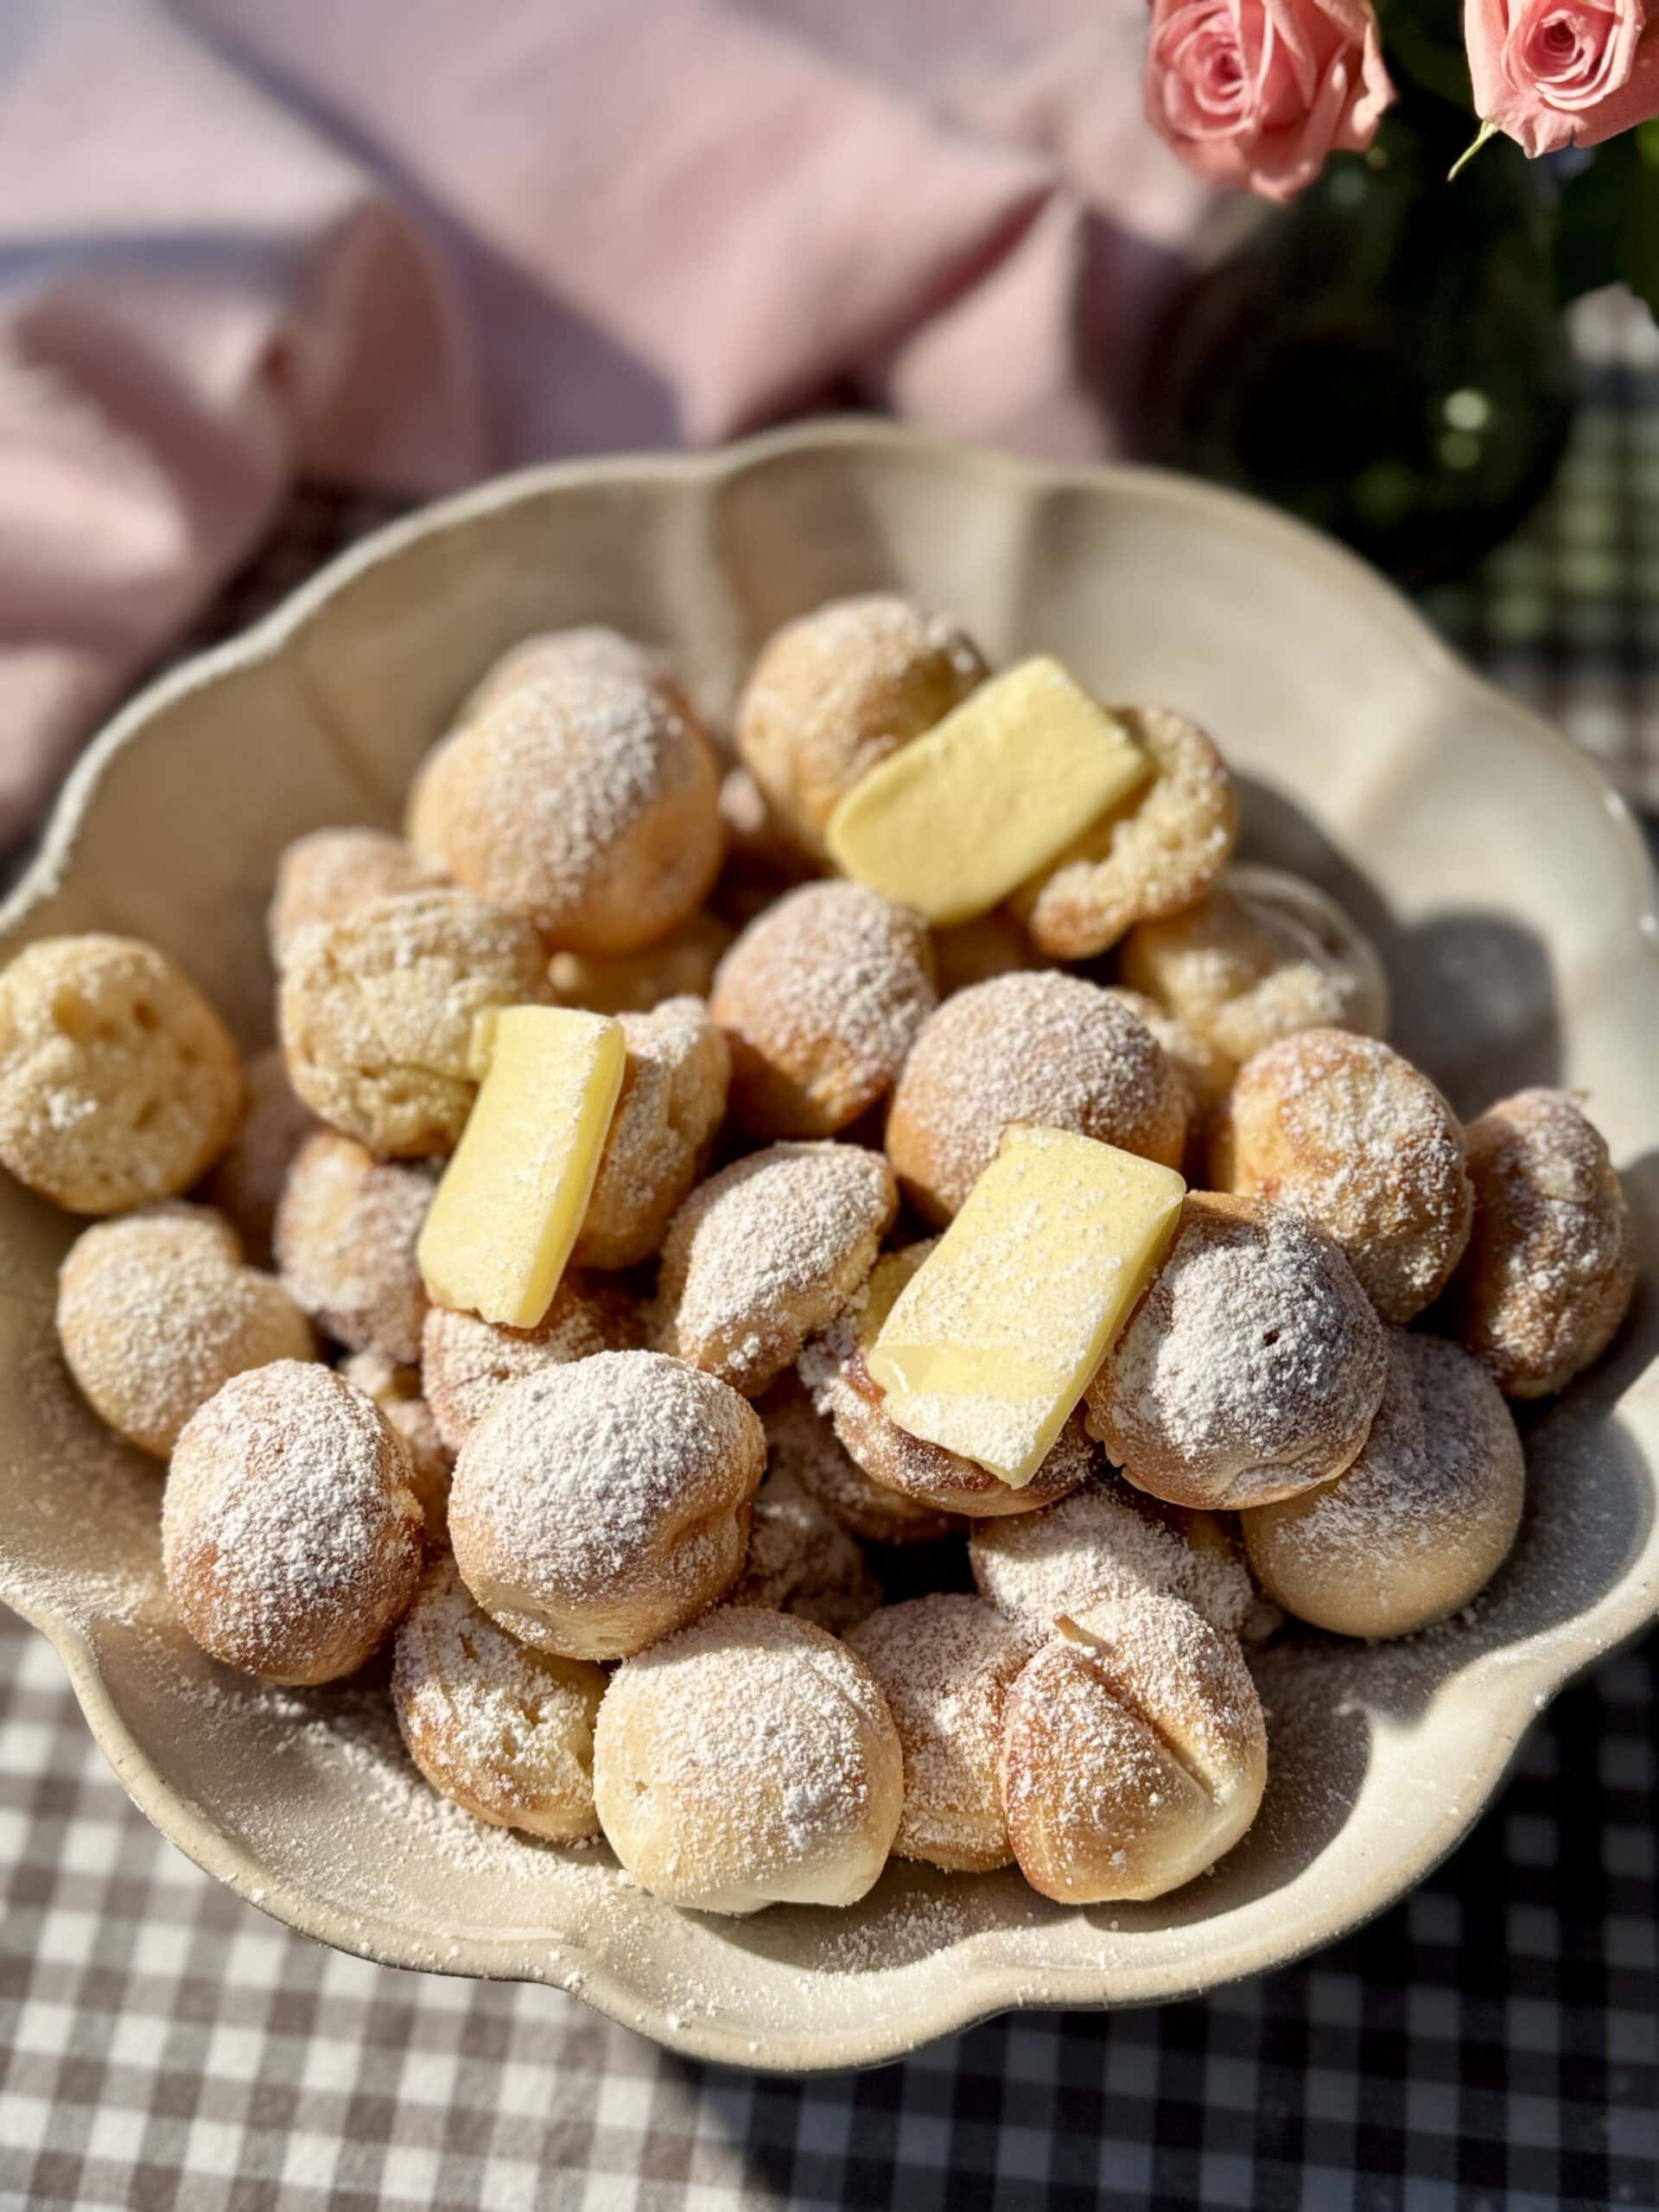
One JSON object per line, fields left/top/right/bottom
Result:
{"left": 1424, "top": 297, "right": 1659, "bottom": 815}
{"left": 5, "top": 309, "right": 1659, "bottom": 2211}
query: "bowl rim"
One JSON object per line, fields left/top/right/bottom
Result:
{"left": 5, "top": 417, "right": 1658, "bottom": 2073}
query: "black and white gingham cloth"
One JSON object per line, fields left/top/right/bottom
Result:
{"left": 5, "top": 307, "right": 1659, "bottom": 2212}
{"left": 3, "top": 1618, "right": 1653, "bottom": 2209}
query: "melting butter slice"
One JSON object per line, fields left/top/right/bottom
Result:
{"left": 418, "top": 1006, "right": 626, "bottom": 1328}
{"left": 867, "top": 1125, "right": 1185, "bottom": 1486}
{"left": 824, "top": 658, "right": 1149, "bottom": 925}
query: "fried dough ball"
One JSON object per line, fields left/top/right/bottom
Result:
{"left": 452, "top": 626, "right": 658, "bottom": 728}
{"left": 1241, "top": 1332, "right": 1526, "bottom": 1638}
{"left": 969, "top": 1472, "right": 1274, "bottom": 1645}
{"left": 278, "top": 890, "right": 550, "bottom": 1157}
{"left": 759, "top": 1374, "right": 962, "bottom": 1546}
{"left": 547, "top": 911, "right": 734, "bottom": 1016}
{"left": 273, "top": 1132, "right": 435, "bottom": 1366}
{"left": 409, "top": 628, "right": 723, "bottom": 956}
{"left": 654, "top": 1141, "right": 897, "bottom": 1395}
{"left": 1084, "top": 1194, "right": 1389, "bottom": 1510}
{"left": 58, "top": 1203, "right": 315, "bottom": 1459}
{"left": 339, "top": 1350, "right": 452, "bottom": 1544}
{"left": 1446, "top": 1088, "right": 1637, "bottom": 1398}
{"left": 1121, "top": 865, "right": 1389, "bottom": 1075}
{"left": 727, "top": 1463, "right": 883, "bottom": 1635}
{"left": 162, "top": 1362, "right": 424, "bottom": 1684}
{"left": 420, "top": 1275, "right": 645, "bottom": 1455}
{"left": 391, "top": 1557, "right": 606, "bottom": 1840}
{"left": 798, "top": 1244, "right": 1094, "bottom": 1519}
{"left": 0, "top": 935, "right": 243, "bottom": 1214}
{"left": 886, "top": 971, "right": 1185, "bottom": 1225}
{"left": 996, "top": 1587, "right": 1268, "bottom": 1904}
{"left": 847, "top": 1596, "right": 1035, "bottom": 1872}
{"left": 1211, "top": 1029, "right": 1473, "bottom": 1324}
{"left": 268, "top": 829, "right": 447, "bottom": 967}
{"left": 734, "top": 594, "right": 986, "bottom": 861}
{"left": 200, "top": 1046, "right": 317, "bottom": 1268}
{"left": 571, "top": 995, "right": 729, "bottom": 1269}
{"left": 448, "top": 1351, "right": 765, "bottom": 1661}
{"left": 1012, "top": 706, "right": 1237, "bottom": 959}
{"left": 593, "top": 1608, "right": 904, "bottom": 1913}
{"left": 710, "top": 882, "right": 936, "bottom": 1138}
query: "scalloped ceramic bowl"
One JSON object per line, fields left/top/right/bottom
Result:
{"left": 3, "top": 423, "right": 1656, "bottom": 2072}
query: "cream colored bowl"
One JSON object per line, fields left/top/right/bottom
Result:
{"left": 2, "top": 423, "right": 1656, "bottom": 2072}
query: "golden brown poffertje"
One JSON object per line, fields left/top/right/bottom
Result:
{"left": 886, "top": 971, "right": 1187, "bottom": 1224}
{"left": 278, "top": 890, "right": 550, "bottom": 1158}
{"left": 1209, "top": 1028, "right": 1474, "bottom": 1324}
{"left": 59, "top": 1203, "right": 313, "bottom": 1458}
{"left": 410, "top": 628, "right": 723, "bottom": 955}
{"left": 162, "top": 1362, "right": 424, "bottom": 1685}
{"left": 447, "top": 1350, "right": 766, "bottom": 1661}
{"left": 593, "top": 1608, "right": 905, "bottom": 1912}
{"left": 392, "top": 1556, "right": 607, "bottom": 1839}
{"left": 1446, "top": 1087, "right": 1637, "bottom": 1397}
{"left": 0, "top": 935, "right": 244, "bottom": 1214}
{"left": 1084, "top": 1193, "right": 1388, "bottom": 1511}
{"left": 1240, "top": 1332, "right": 1527, "bottom": 1639}
{"left": 10, "top": 606, "right": 1634, "bottom": 1929}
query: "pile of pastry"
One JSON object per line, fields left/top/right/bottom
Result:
{"left": 0, "top": 598, "right": 1635, "bottom": 1916}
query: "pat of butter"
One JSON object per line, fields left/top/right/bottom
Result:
{"left": 418, "top": 1006, "right": 626, "bottom": 1328}
{"left": 824, "top": 658, "right": 1149, "bottom": 925}
{"left": 866, "top": 1125, "right": 1185, "bottom": 1486}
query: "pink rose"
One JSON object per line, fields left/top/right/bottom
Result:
{"left": 1465, "top": 0, "right": 1659, "bottom": 155}
{"left": 1146, "top": 0, "right": 1395, "bottom": 200}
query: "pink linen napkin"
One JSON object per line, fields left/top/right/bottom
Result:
{"left": 0, "top": 0, "right": 1211, "bottom": 849}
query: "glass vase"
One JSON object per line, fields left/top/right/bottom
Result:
{"left": 1140, "top": 92, "right": 1576, "bottom": 586}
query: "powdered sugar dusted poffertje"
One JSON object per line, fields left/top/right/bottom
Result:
{"left": 0, "top": 935, "right": 243, "bottom": 1214}
{"left": 709, "top": 881, "right": 935, "bottom": 1140}
{"left": 1240, "top": 1332, "right": 1527, "bottom": 1639}
{"left": 447, "top": 1351, "right": 765, "bottom": 1662}
{"left": 1084, "top": 1192, "right": 1389, "bottom": 1511}
{"left": 997, "top": 1585, "right": 1268, "bottom": 1904}
{"left": 1446, "top": 1087, "right": 1637, "bottom": 1399}
{"left": 279, "top": 888, "right": 551, "bottom": 1159}
{"left": 654, "top": 1141, "right": 897, "bottom": 1395}
{"left": 887, "top": 969, "right": 1187, "bottom": 1225}
{"left": 60, "top": 1204, "right": 315, "bottom": 1459}
{"left": 162, "top": 1362, "right": 424, "bottom": 1686}
{"left": 593, "top": 1608, "right": 904, "bottom": 1914}
{"left": 410, "top": 627, "right": 724, "bottom": 956}
{"left": 847, "top": 1594, "right": 1034, "bottom": 1872}
{"left": 1211, "top": 1027, "right": 1474, "bottom": 1325}
{"left": 969, "top": 1471, "right": 1269, "bottom": 1644}
{"left": 392, "top": 1557, "right": 607, "bottom": 1840}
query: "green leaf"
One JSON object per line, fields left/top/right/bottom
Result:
{"left": 1554, "top": 137, "right": 1636, "bottom": 304}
